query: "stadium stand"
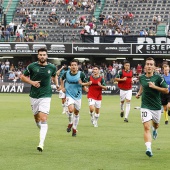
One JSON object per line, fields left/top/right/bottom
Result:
{"left": 1, "top": 0, "right": 170, "bottom": 42}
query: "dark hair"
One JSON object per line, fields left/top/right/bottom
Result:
{"left": 70, "top": 59, "right": 79, "bottom": 65}
{"left": 145, "top": 57, "right": 155, "bottom": 66}
{"left": 123, "top": 60, "right": 130, "bottom": 64}
{"left": 38, "top": 48, "right": 47, "bottom": 54}
{"left": 93, "top": 65, "right": 100, "bottom": 69}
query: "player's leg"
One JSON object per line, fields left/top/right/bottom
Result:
{"left": 72, "top": 99, "right": 81, "bottom": 136}
{"left": 120, "top": 90, "right": 126, "bottom": 118}
{"left": 141, "top": 108, "right": 153, "bottom": 157}
{"left": 31, "top": 97, "right": 51, "bottom": 152}
{"left": 163, "top": 105, "right": 168, "bottom": 124}
{"left": 93, "top": 100, "right": 101, "bottom": 127}
{"left": 152, "top": 110, "right": 161, "bottom": 140}
{"left": 88, "top": 98, "right": 95, "bottom": 125}
{"left": 66, "top": 97, "right": 74, "bottom": 132}
{"left": 161, "top": 94, "right": 168, "bottom": 124}
{"left": 124, "top": 90, "right": 132, "bottom": 122}
{"left": 35, "top": 112, "right": 48, "bottom": 152}
{"left": 167, "top": 93, "right": 170, "bottom": 117}
{"left": 59, "top": 90, "right": 66, "bottom": 114}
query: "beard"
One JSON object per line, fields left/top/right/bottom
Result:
{"left": 38, "top": 58, "right": 47, "bottom": 64}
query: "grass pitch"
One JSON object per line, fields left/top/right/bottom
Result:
{"left": 0, "top": 94, "right": 170, "bottom": 170}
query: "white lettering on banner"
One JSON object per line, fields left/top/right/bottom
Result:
{"left": 113, "top": 37, "right": 124, "bottom": 44}
{"left": 1, "top": 85, "right": 24, "bottom": 93}
{"left": 137, "top": 37, "right": 170, "bottom": 44}
{"left": 146, "top": 44, "right": 170, "bottom": 50}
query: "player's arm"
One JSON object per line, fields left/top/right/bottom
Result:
{"left": 51, "top": 74, "right": 59, "bottom": 89}
{"left": 79, "top": 72, "right": 91, "bottom": 86}
{"left": 56, "top": 65, "right": 65, "bottom": 76}
{"left": 60, "top": 72, "right": 67, "bottom": 90}
{"left": 114, "top": 70, "right": 127, "bottom": 82}
{"left": 148, "top": 77, "right": 169, "bottom": 94}
{"left": 136, "top": 85, "right": 143, "bottom": 99}
{"left": 98, "top": 78, "right": 107, "bottom": 90}
{"left": 20, "top": 65, "right": 41, "bottom": 88}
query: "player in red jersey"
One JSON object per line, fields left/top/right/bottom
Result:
{"left": 86, "top": 66, "right": 107, "bottom": 127}
{"left": 115, "top": 60, "right": 133, "bottom": 122}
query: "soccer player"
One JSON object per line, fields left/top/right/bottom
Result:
{"left": 87, "top": 66, "right": 107, "bottom": 127}
{"left": 60, "top": 59, "right": 88, "bottom": 137}
{"left": 20, "top": 48, "right": 59, "bottom": 152}
{"left": 115, "top": 60, "right": 133, "bottom": 122}
{"left": 136, "top": 57, "right": 168, "bottom": 157}
{"left": 161, "top": 64, "right": 170, "bottom": 124}
{"left": 56, "top": 64, "right": 68, "bottom": 114}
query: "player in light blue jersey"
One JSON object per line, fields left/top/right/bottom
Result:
{"left": 161, "top": 64, "right": 170, "bottom": 124}
{"left": 61, "top": 59, "right": 88, "bottom": 137}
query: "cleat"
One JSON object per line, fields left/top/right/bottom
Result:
{"left": 67, "top": 123, "right": 73, "bottom": 133}
{"left": 62, "top": 110, "right": 66, "bottom": 114}
{"left": 37, "top": 145, "right": 43, "bottom": 152}
{"left": 146, "top": 148, "right": 153, "bottom": 157}
{"left": 168, "top": 110, "right": 170, "bottom": 116}
{"left": 94, "top": 123, "right": 98, "bottom": 127}
{"left": 124, "top": 118, "right": 128, "bottom": 122}
{"left": 91, "top": 117, "right": 94, "bottom": 125}
{"left": 120, "top": 111, "right": 124, "bottom": 117}
{"left": 72, "top": 128, "right": 77, "bottom": 137}
{"left": 165, "top": 121, "right": 168, "bottom": 125}
{"left": 152, "top": 129, "right": 158, "bottom": 140}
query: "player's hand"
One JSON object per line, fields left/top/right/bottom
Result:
{"left": 61, "top": 88, "right": 65, "bottom": 93}
{"left": 122, "top": 77, "right": 127, "bottom": 81}
{"left": 98, "top": 82, "right": 102, "bottom": 87}
{"left": 136, "top": 93, "right": 140, "bottom": 99}
{"left": 32, "top": 81, "right": 41, "bottom": 88}
{"left": 148, "top": 82, "right": 155, "bottom": 88}
{"left": 56, "top": 85, "right": 60, "bottom": 90}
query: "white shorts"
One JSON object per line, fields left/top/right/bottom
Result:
{"left": 30, "top": 97, "right": 51, "bottom": 115}
{"left": 59, "top": 90, "right": 66, "bottom": 99}
{"left": 65, "top": 97, "right": 81, "bottom": 111}
{"left": 140, "top": 108, "right": 161, "bottom": 124}
{"left": 120, "top": 89, "right": 132, "bottom": 101}
{"left": 88, "top": 98, "right": 101, "bottom": 108}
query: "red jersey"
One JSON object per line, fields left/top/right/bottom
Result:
{"left": 87, "top": 75, "right": 104, "bottom": 100}
{"left": 118, "top": 69, "right": 133, "bottom": 90}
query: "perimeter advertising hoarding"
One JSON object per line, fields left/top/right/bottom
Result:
{"left": 0, "top": 82, "right": 139, "bottom": 95}
{"left": 132, "top": 44, "right": 170, "bottom": 55}
{"left": 0, "top": 43, "right": 72, "bottom": 54}
{"left": 73, "top": 44, "right": 131, "bottom": 54}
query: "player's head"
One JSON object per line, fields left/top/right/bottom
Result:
{"left": 163, "top": 64, "right": 169, "bottom": 74}
{"left": 123, "top": 60, "right": 130, "bottom": 71}
{"left": 92, "top": 65, "right": 100, "bottom": 75}
{"left": 37, "top": 48, "right": 48, "bottom": 64}
{"left": 70, "top": 59, "right": 79, "bottom": 72}
{"left": 145, "top": 57, "right": 155, "bottom": 74}
{"left": 162, "top": 61, "right": 169, "bottom": 68}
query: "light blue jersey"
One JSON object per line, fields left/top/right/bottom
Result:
{"left": 64, "top": 71, "right": 85, "bottom": 100}
{"left": 163, "top": 73, "right": 170, "bottom": 91}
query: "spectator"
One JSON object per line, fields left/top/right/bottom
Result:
{"left": 0, "top": 26, "right": 2, "bottom": 41}
{"left": 136, "top": 64, "right": 142, "bottom": 76}
{"left": 60, "top": 17, "right": 66, "bottom": 26}
{"left": 8, "top": 71, "right": 16, "bottom": 80}
{"left": 157, "top": 15, "right": 162, "bottom": 24}
{"left": 51, "top": 6, "right": 56, "bottom": 15}
{"left": 5, "top": 59, "right": 10, "bottom": 72}
{"left": 139, "top": 30, "right": 145, "bottom": 36}
{"left": 128, "top": 12, "right": 134, "bottom": 19}
{"left": 32, "top": 8, "right": 37, "bottom": 18}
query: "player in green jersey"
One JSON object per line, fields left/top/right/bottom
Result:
{"left": 136, "top": 57, "right": 169, "bottom": 157}
{"left": 20, "top": 48, "right": 59, "bottom": 152}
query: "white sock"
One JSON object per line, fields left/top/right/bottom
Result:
{"left": 39, "top": 122, "right": 48, "bottom": 146}
{"left": 73, "top": 114, "right": 79, "bottom": 129}
{"left": 125, "top": 102, "right": 130, "bottom": 119}
{"left": 94, "top": 113, "right": 100, "bottom": 123}
{"left": 120, "top": 103, "right": 124, "bottom": 111}
{"left": 36, "top": 122, "right": 41, "bottom": 129}
{"left": 89, "top": 111, "right": 94, "bottom": 118}
{"left": 68, "top": 112, "right": 73, "bottom": 124}
{"left": 145, "top": 142, "right": 151, "bottom": 150}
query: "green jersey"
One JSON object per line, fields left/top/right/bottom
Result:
{"left": 139, "top": 73, "right": 168, "bottom": 110}
{"left": 24, "top": 62, "right": 57, "bottom": 98}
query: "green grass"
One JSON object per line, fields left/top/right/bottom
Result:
{"left": 0, "top": 94, "right": 170, "bottom": 170}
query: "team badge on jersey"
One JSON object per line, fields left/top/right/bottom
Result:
{"left": 48, "top": 70, "right": 51, "bottom": 74}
